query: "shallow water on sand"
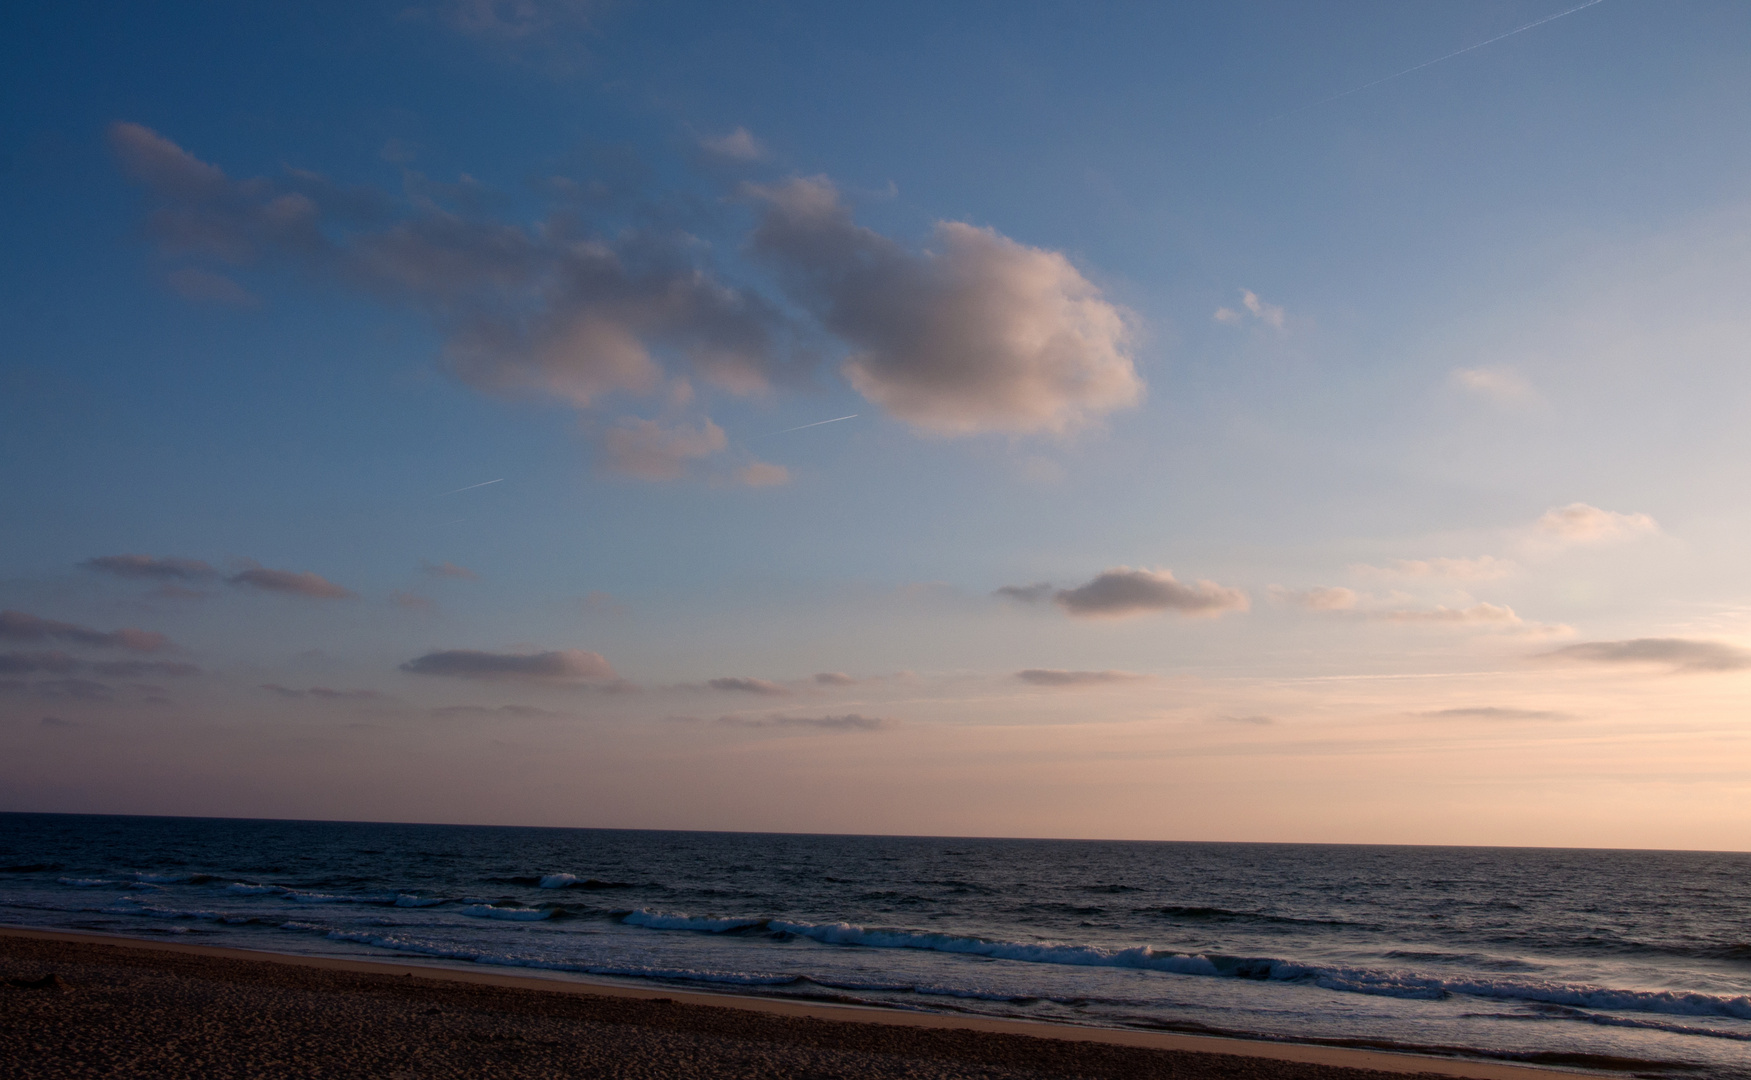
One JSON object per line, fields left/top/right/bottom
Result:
{"left": 3, "top": 814, "right": 1747, "bottom": 1078}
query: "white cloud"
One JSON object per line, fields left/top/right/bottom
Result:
{"left": 1213, "top": 289, "right": 1284, "bottom": 331}
{"left": 1451, "top": 366, "right": 1536, "bottom": 404}
{"left": 1537, "top": 638, "right": 1751, "bottom": 674}
{"left": 736, "top": 461, "right": 791, "bottom": 487}
{"left": 1015, "top": 669, "right": 1147, "bottom": 686}
{"left": 1270, "top": 585, "right": 1358, "bottom": 610}
{"left": 749, "top": 177, "right": 1142, "bottom": 435}
{"left": 700, "top": 127, "right": 764, "bottom": 161}
{"left": 1532, "top": 503, "right": 1659, "bottom": 546}
{"left": 1352, "top": 556, "right": 1515, "bottom": 582}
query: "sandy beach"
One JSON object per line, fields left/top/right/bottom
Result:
{"left": 0, "top": 928, "right": 1603, "bottom": 1080}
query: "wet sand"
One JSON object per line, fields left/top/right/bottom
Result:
{"left": 1, "top": 928, "right": 1597, "bottom": 1080}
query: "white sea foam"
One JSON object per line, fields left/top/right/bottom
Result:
{"left": 622, "top": 910, "right": 764, "bottom": 932}
{"left": 395, "top": 894, "right": 446, "bottom": 907}
{"left": 225, "top": 883, "right": 282, "bottom": 895}
{"left": 460, "top": 904, "right": 552, "bottom": 921}
{"left": 57, "top": 877, "right": 110, "bottom": 887}
{"left": 539, "top": 874, "right": 577, "bottom": 888}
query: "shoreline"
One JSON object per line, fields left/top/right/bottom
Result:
{"left": 2, "top": 926, "right": 1603, "bottom": 1079}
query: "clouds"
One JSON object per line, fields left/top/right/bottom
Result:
{"left": 1213, "top": 289, "right": 1285, "bottom": 331}
{"left": 1040, "top": 568, "right": 1248, "bottom": 619}
{"left": 0, "top": 611, "right": 171, "bottom": 653}
{"left": 1352, "top": 556, "right": 1514, "bottom": 582}
{"left": 1271, "top": 585, "right": 1358, "bottom": 611}
{"left": 1015, "top": 668, "right": 1145, "bottom": 687}
{"left": 423, "top": 561, "right": 478, "bottom": 579}
{"left": 1451, "top": 366, "right": 1535, "bottom": 405}
{"left": 400, "top": 648, "right": 618, "bottom": 682}
{"left": 1533, "top": 503, "right": 1659, "bottom": 546}
{"left": 227, "top": 565, "right": 355, "bottom": 599}
{"left": 261, "top": 684, "right": 383, "bottom": 700}
{"left": 1419, "top": 707, "right": 1568, "bottom": 721}
{"left": 601, "top": 417, "right": 727, "bottom": 480}
{"left": 718, "top": 713, "right": 892, "bottom": 731}
{"left": 700, "top": 127, "right": 764, "bottom": 162}
{"left": 707, "top": 676, "right": 788, "bottom": 695}
{"left": 1379, "top": 602, "right": 1521, "bottom": 626}
{"left": 1538, "top": 638, "right": 1751, "bottom": 674}
{"left": 82, "top": 554, "right": 219, "bottom": 582}
{"left": 749, "top": 177, "right": 1142, "bottom": 436}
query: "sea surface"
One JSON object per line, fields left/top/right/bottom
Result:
{"left": 1, "top": 814, "right": 1747, "bottom": 1078}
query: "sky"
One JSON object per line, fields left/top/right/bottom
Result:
{"left": 3, "top": 0, "right": 1750, "bottom": 849}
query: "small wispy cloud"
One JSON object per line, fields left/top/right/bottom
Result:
{"left": 1213, "top": 289, "right": 1285, "bottom": 331}
{"left": 707, "top": 676, "right": 789, "bottom": 696}
{"left": 0, "top": 611, "right": 173, "bottom": 653}
{"left": 229, "top": 564, "right": 355, "bottom": 599}
{"left": 1418, "top": 706, "right": 1568, "bottom": 721}
{"left": 1537, "top": 638, "right": 1751, "bottom": 674}
{"left": 1015, "top": 668, "right": 1147, "bottom": 687}
{"left": 1269, "top": 585, "right": 1359, "bottom": 611}
{"left": 718, "top": 713, "right": 893, "bottom": 731}
{"left": 261, "top": 684, "right": 383, "bottom": 700}
{"left": 82, "top": 554, "right": 219, "bottom": 582}
{"left": 1451, "top": 366, "right": 1535, "bottom": 405}
{"left": 1048, "top": 568, "right": 1248, "bottom": 620}
{"left": 700, "top": 127, "right": 764, "bottom": 161}
{"left": 401, "top": 648, "right": 617, "bottom": 682}
{"left": 1378, "top": 602, "right": 1522, "bottom": 626}
{"left": 813, "top": 672, "right": 858, "bottom": 686}
{"left": 1352, "top": 556, "right": 1515, "bottom": 582}
{"left": 1531, "top": 503, "right": 1659, "bottom": 547}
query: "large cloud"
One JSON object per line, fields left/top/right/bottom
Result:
{"left": 227, "top": 565, "right": 355, "bottom": 599}
{"left": 1538, "top": 638, "right": 1751, "bottom": 674}
{"left": 400, "top": 648, "right": 617, "bottom": 682}
{"left": 0, "top": 611, "right": 171, "bottom": 653}
{"left": 1044, "top": 568, "right": 1248, "bottom": 619}
{"left": 749, "top": 177, "right": 1142, "bottom": 435}
{"left": 82, "top": 554, "right": 219, "bottom": 581}
{"left": 109, "top": 123, "right": 792, "bottom": 475}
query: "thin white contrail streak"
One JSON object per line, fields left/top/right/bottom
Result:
{"left": 439, "top": 478, "right": 505, "bottom": 496}
{"left": 757, "top": 414, "right": 859, "bottom": 438}
{"left": 1260, "top": 0, "right": 1608, "bottom": 125}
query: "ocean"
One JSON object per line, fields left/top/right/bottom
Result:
{"left": 1, "top": 813, "right": 1746, "bottom": 1077}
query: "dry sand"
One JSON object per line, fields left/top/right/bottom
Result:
{"left": 1, "top": 928, "right": 1601, "bottom": 1080}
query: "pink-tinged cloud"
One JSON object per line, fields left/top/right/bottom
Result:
{"left": 1533, "top": 503, "right": 1659, "bottom": 545}
{"left": 228, "top": 565, "right": 355, "bottom": 599}
{"left": 601, "top": 417, "right": 727, "bottom": 480}
{"left": 1270, "top": 585, "right": 1358, "bottom": 611}
{"left": 1212, "top": 289, "right": 1285, "bottom": 331}
{"left": 1379, "top": 603, "right": 1521, "bottom": 625}
{"left": 400, "top": 648, "right": 617, "bottom": 682}
{"left": 1047, "top": 568, "right": 1248, "bottom": 619}
{"left": 1419, "top": 707, "right": 1569, "bottom": 721}
{"left": 1352, "top": 556, "right": 1514, "bottom": 582}
{"left": 262, "top": 684, "right": 383, "bottom": 700}
{"left": 994, "top": 582, "right": 1054, "bottom": 603}
{"left": 1, "top": 652, "right": 197, "bottom": 680}
{"left": 813, "top": 672, "right": 857, "bottom": 686}
{"left": 1537, "top": 638, "right": 1751, "bottom": 674}
{"left": 0, "top": 610, "right": 172, "bottom": 653}
{"left": 707, "top": 676, "right": 789, "bottom": 696}
{"left": 430, "top": 704, "right": 561, "bottom": 718}
{"left": 107, "top": 124, "right": 791, "bottom": 467}
{"left": 750, "top": 177, "right": 1142, "bottom": 436}
{"left": 82, "top": 554, "right": 220, "bottom": 581}
{"left": 1015, "top": 668, "right": 1146, "bottom": 686}
{"left": 736, "top": 461, "right": 791, "bottom": 487}
{"left": 718, "top": 713, "right": 892, "bottom": 731}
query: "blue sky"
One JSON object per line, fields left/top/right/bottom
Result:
{"left": 4, "top": 0, "right": 1750, "bottom": 847}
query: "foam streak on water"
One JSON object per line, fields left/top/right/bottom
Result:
{"left": 2, "top": 813, "right": 1747, "bottom": 1078}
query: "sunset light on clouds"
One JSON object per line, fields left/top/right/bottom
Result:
{"left": 3, "top": 0, "right": 1750, "bottom": 851}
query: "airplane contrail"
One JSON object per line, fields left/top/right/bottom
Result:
{"left": 1261, "top": 0, "right": 1608, "bottom": 125}
{"left": 439, "top": 478, "right": 504, "bottom": 496}
{"left": 757, "top": 414, "right": 859, "bottom": 438}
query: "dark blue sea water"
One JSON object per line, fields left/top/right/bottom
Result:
{"left": 2, "top": 814, "right": 1747, "bottom": 1077}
